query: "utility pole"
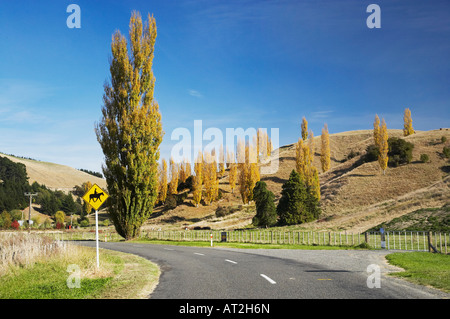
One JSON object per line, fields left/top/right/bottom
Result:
{"left": 24, "top": 192, "right": 38, "bottom": 233}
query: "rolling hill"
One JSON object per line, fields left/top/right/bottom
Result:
{"left": 146, "top": 128, "right": 450, "bottom": 233}
{"left": 2, "top": 128, "right": 449, "bottom": 233}
{"left": 0, "top": 153, "right": 106, "bottom": 193}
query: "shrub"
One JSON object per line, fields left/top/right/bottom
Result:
{"left": 11, "top": 220, "right": 20, "bottom": 230}
{"left": 80, "top": 219, "right": 90, "bottom": 227}
{"left": 362, "top": 144, "right": 379, "bottom": 163}
{"left": 443, "top": 147, "right": 450, "bottom": 158}
{"left": 388, "top": 137, "right": 414, "bottom": 167}
{"left": 165, "top": 195, "right": 177, "bottom": 210}
{"left": 420, "top": 154, "right": 430, "bottom": 163}
{"left": 346, "top": 150, "right": 360, "bottom": 161}
{"left": 0, "top": 211, "right": 12, "bottom": 229}
{"left": 442, "top": 136, "right": 447, "bottom": 144}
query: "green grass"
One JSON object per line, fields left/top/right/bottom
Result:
{"left": 0, "top": 246, "right": 159, "bottom": 299}
{"left": 385, "top": 252, "right": 450, "bottom": 293}
{"left": 131, "top": 238, "right": 372, "bottom": 250}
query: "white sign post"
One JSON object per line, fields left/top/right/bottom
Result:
{"left": 82, "top": 184, "right": 109, "bottom": 269}
{"left": 95, "top": 210, "right": 99, "bottom": 268}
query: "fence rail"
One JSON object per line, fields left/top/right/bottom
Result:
{"left": 43, "top": 229, "right": 449, "bottom": 254}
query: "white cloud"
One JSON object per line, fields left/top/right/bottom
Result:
{"left": 188, "top": 89, "right": 203, "bottom": 98}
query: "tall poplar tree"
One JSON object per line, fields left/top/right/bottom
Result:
{"left": 95, "top": 12, "right": 163, "bottom": 240}
{"left": 373, "top": 114, "right": 380, "bottom": 147}
{"left": 320, "top": 124, "right": 331, "bottom": 173}
{"left": 158, "top": 158, "right": 168, "bottom": 204}
{"left": 168, "top": 157, "right": 178, "bottom": 195}
{"left": 193, "top": 151, "right": 203, "bottom": 207}
{"left": 403, "top": 108, "right": 414, "bottom": 136}
{"left": 378, "top": 119, "right": 389, "bottom": 175}
{"left": 301, "top": 117, "right": 308, "bottom": 141}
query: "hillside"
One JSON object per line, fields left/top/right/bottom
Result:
{"left": 0, "top": 153, "right": 106, "bottom": 193}
{"left": 145, "top": 128, "right": 450, "bottom": 233}
{"left": 2, "top": 128, "right": 449, "bottom": 233}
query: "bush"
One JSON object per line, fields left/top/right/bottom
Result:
{"left": 388, "top": 137, "right": 414, "bottom": 167}
{"left": 420, "top": 154, "right": 430, "bottom": 163}
{"left": 442, "top": 136, "right": 447, "bottom": 144}
{"left": 11, "top": 220, "right": 20, "bottom": 230}
{"left": 165, "top": 195, "right": 177, "bottom": 210}
{"left": 80, "top": 219, "right": 90, "bottom": 227}
{"left": 362, "top": 144, "right": 379, "bottom": 163}
{"left": 215, "top": 205, "right": 240, "bottom": 218}
{"left": 443, "top": 147, "right": 450, "bottom": 158}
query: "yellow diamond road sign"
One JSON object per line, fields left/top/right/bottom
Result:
{"left": 82, "top": 184, "right": 109, "bottom": 211}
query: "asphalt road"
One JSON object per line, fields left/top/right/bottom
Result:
{"left": 79, "top": 241, "right": 449, "bottom": 299}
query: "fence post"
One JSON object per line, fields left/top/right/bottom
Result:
{"left": 428, "top": 231, "right": 439, "bottom": 253}
{"left": 364, "top": 232, "right": 368, "bottom": 244}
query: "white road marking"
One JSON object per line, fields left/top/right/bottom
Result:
{"left": 225, "top": 259, "right": 237, "bottom": 264}
{"left": 164, "top": 248, "right": 174, "bottom": 251}
{"left": 260, "top": 274, "right": 276, "bottom": 284}
{"left": 194, "top": 253, "right": 205, "bottom": 256}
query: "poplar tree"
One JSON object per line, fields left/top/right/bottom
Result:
{"left": 237, "top": 140, "right": 250, "bottom": 204}
{"left": 193, "top": 151, "right": 203, "bottom": 207}
{"left": 168, "top": 157, "right": 178, "bottom": 195}
{"left": 228, "top": 151, "right": 237, "bottom": 193}
{"left": 158, "top": 158, "right": 168, "bottom": 204}
{"left": 295, "top": 138, "right": 305, "bottom": 180}
{"left": 320, "top": 124, "right": 331, "bottom": 173}
{"left": 373, "top": 114, "right": 380, "bottom": 147}
{"left": 95, "top": 12, "right": 163, "bottom": 239}
{"left": 378, "top": 119, "right": 389, "bottom": 175}
{"left": 301, "top": 117, "right": 308, "bottom": 141}
{"left": 403, "top": 108, "right": 414, "bottom": 136}
{"left": 203, "top": 151, "right": 218, "bottom": 205}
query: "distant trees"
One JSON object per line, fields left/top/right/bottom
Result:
{"left": 0, "top": 156, "right": 29, "bottom": 212}
{"left": 237, "top": 140, "right": 260, "bottom": 204}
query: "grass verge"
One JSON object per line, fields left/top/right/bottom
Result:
{"left": 0, "top": 246, "right": 160, "bottom": 299}
{"left": 131, "top": 238, "right": 372, "bottom": 250}
{"left": 385, "top": 252, "right": 450, "bottom": 293}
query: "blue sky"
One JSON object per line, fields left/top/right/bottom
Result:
{"left": 0, "top": 0, "right": 449, "bottom": 173}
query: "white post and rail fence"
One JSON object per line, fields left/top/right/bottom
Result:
{"left": 48, "top": 229, "right": 449, "bottom": 254}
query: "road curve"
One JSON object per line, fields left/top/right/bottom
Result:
{"left": 79, "top": 241, "right": 449, "bottom": 299}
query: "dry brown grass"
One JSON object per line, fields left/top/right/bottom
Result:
{"left": 0, "top": 153, "right": 106, "bottom": 193}
{"left": 0, "top": 232, "right": 114, "bottom": 279}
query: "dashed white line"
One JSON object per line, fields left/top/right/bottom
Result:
{"left": 194, "top": 253, "right": 205, "bottom": 256}
{"left": 260, "top": 274, "right": 276, "bottom": 284}
{"left": 225, "top": 259, "right": 237, "bottom": 264}
{"left": 164, "top": 248, "right": 174, "bottom": 251}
